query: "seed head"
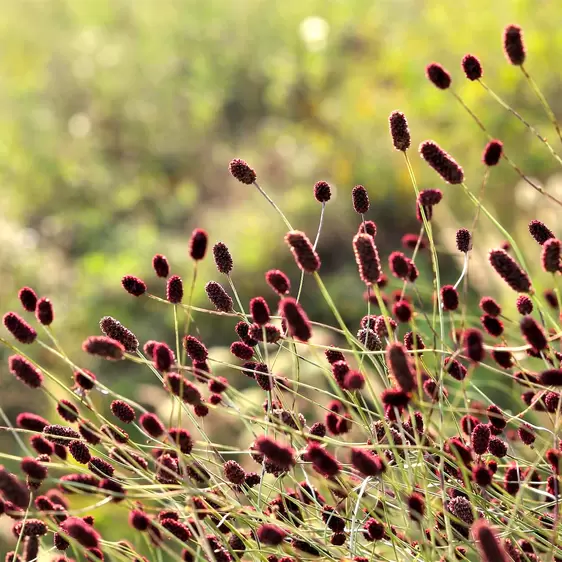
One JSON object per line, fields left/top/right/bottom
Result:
{"left": 542, "top": 238, "right": 561, "bottom": 273}
{"left": 352, "top": 233, "right": 382, "bottom": 285}
{"left": 82, "top": 336, "right": 125, "bottom": 360}
{"left": 471, "top": 423, "right": 491, "bottom": 455}
{"left": 285, "top": 230, "right": 321, "bottom": 273}
{"left": 212, "top": 242, "right": 233, "bottom": 275}
{"left": 3, "top": 312, "right": 37, "bottom": 344}
{"left": 229, "top": 158, "right": 256, "bottom": 184}
{"left": 520, "top": 316, "right": 548, "bottom": 352}
{"left": 153, "top": 342, "right": 175, "bottom": 372}
{"left": 389, "top": 111, "right": 411, "bottom": 151}
{"left": 43, "top": 425, "right": 80, "bottom": 446}
{"left": 419, "top": 141, "right": 464, "bottom": 184}
{"left": 463, "top": 328, "right": 485, "bottom": 363}
{"left": 61, "top": 517, "right": 100, "bottom": 548}
{"left": 516, "top": 295, "right": 533, "bottom": 315}
{"left": 265, "top": 269, "right": 291, "bottom": 295}
{"left": 166, "top": 275, "right": 183, "bottom": 303}
{"left": 250, "top": 296, "right": 270, "bottom": 325}
{"left": 540, "top": 369, "right": 562, "bottom": 386}
{"left": 472, "top": 519, "right": 509, "bottom": 562}
{"left": 257, "top": 524, "right": 286, "bottom": 546}
{"left": 352, "top": 185, "right": 370, "bottom": 214}
{"left": 503, "top": 24, "right": 525, "bottom": 66}
{"left": 448, "top": 496, "right": 474, "bottom": 526}
{"left": 189, "top": 228, "right": 208, "bottom": 260}
{"left": 489, "top": 249, "right": 532, "bottom": 293}
{"left": 426, "top": 62, "right": 451, "bottom": 89}
{"left": 313, "top": 181, "right": 331, "bottom": 203}
{"left": 18, "top": 287, "right": 37, "bottom": 312}
{"left": 386, "top": 343, "right": 416, "bottom": 393}
{"left": 481, "top": 314, "right": 504, "bottom": 337}
{"left": 57, "top": 400, "right": 79, "bottom": 423}
{"left": 279, "top": 297, "right": 312, "bottom": 342}
{"left": 529, "top": 219, "right": 554, "bottom": 245}
{"left": 69, "top": 441, "right": 91, "bottom": 464}
{"left": 183, "top": 335, "right": 208, "bottom": 362}
{"left": 483, "top": 140, "right": 503, "bottom": 166}
{"left": 8, "top": 356, "right": 43, "bottom": 388}
{"left": 441, "top": 285, "right": 459, "bottom": 311}
{"left": 121, "top": 275, "right": 146, "bottom": 297}
{"left": 488, "top": 436, "right": 508, "bottom": 458}
{"left": 205, "top": 281, "right": 233, "bottom": 312}
{"left": 110, "top": 400, "right": 135, "bottom": 424}
{"left": 99, "top": 316, "right": 138, "bottom": 353}
{"left": 223, "top": 460, "right": 246, "bottom": 485}
{"left": 480, "top": 297, "right": 501, "bottom": 317}
{"left": 36, "top": 297, "right": 54, "bottom": 325}
{"left": 306, "top": 442, "right": 341, "bottom": 477}
{"left": 152, "top": 254, "right": 169, "bottom": 277}
{"left": 461, "top": 53, "right": 483, "bottom": 80}
{"left": 230, "top": 341, "right": 254, "bottom": 360}
{"left": 254, "top": 436, "right": 295, "bottom": 469}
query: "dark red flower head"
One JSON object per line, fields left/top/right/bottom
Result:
{"left": 183, "top": 335, "right": 208, "bottom": 362}
{"left": 121, "top": 275, "right": 146, "bottom": 297}
{"left": 463, "top": 328, "right": 485, "bottom": 363}
{"left": 540, "top": 369, "right": 562, "bottom": 386}
{"left": 388, "top": 251, "right": 412, "bottom": 281}
{"left": 166, "top": 275, "right": 183, "bottom": 304}
{"left": 461, "top": 54, "right": 483, "bottom": 80}
{"left": 82, "top": 336, "right": 125, "bottom": 360}
{"left": 99, "top": 316, "right": 139, "bottom": 353}
{"left": 488, "top": 249, "right": 532, "bottom": 293}
{"left": 472, "top": 519, "right": 509, "bottom": 562}
{"left": 18, "top": 287, "right": 37, "bottom": 312}
{"left": 483, "top": 140, "right": 503, "bottom": 166}
{"left": 541, "top": 238, "right": 561, "bottom": 273}
{"left": 314, "top": 181, "right": 331, "bottom": 203}
{"left": 352, "top": 185, "right": 370, "bottom": 214}
{"left": 426, "top": 63, "right": 451, "bottom": 89}
{"left": 386, "top": 343, "right": 416, "bottom": 393}
{"left": 285, "top": 231, "right": 321, "bottom": 273}
{"left": 152, "top": 254, "right": 169, "bottom": 278}
{"left": 456, "top": 228, "right": 472, "bottom": 253}
{"left": 61, "top": 517, "right": 100, "bottom": 548}
{"left": 529, "top": 219, "right": 555, "bottom": 245}
{"left": 418, "top": 188, "right": 443, "bottom": 207}
{"left": 503, "top": 24, "right": 525, "bottom": 66}
{"left": 389, "top": 111, "right": 411, "bottom": 151}
{"left": 213, "top": 242, "right": 233, "bottom": 275}
{"left": 57, "top": 399, "right": 79, "bottom": 423}
{"left": 229, "top": 158, "right": 256, "bottom": 184}
{"left": 205, "top": 281, "right": 233, "bottom": 312}
{"left": 516, "top": 295, "right": 533, "bottom": 315}
{"left": 257, "top": 523, "right": 286, "bottom": 546}
{"left": 3, "top": 312, "right": 37, "bottom": 344}
{"left": 441, "top": 285, "right": 459, "bottom": 311}
{"left": 481, "top": 314, "right": 504, "bottom": 337}
{"left": 250, "top": 297, "right": 270, "bottom": 325}
{"left": 350, "top": 448, "right": 385, "bottom": 477}
{"left": 223, "top": 460, "right": 246, "bottom": 485}
{"left": 471, "top": 423, "right": 491, "bottom": 455}
{"left": 254, "top": 436, "right": 295, "bottom": 469}
{"left": 265, "top": 269, "right": 291, "bottom": 295}
{"left": 480, "top": 297, "right": 501, "bottom": 317}
{"left": 279, "top": 297, "right": 312, "bottom": 342}
{"left": 153, "top": 342, "right": 175, "bottom": 372}
{"left": 8, "top": 356, "right": 43, "bottom": 388}
{"left": 110, "top": 400, "right": 135, "bottom": 423}
{"left": 189, "top": 228, "right": 208, "bottom": 261}
{"left": 34, "top": 297, "right": 53, "bottom": 326}
{"left": 520, "top": 316, "right": 548, "bottom": 352}
{"left": 419, "top": 141, "right": 464, "bottom": 184}
{"left": 74, "top": 369, "right": 97, "bottom": 390}
{"left": 353, "top": 233, "right": 381, "bottom": 285}
{"left": 306, "top": 442, "right": 341, "bottom": 477}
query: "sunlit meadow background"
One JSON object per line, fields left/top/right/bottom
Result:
{"left": 2, "top": 0, "right": 562, "bottom": 554}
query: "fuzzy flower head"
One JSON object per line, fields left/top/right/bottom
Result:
{"left": 279, "top": 297, "right": 312, "bottom": 342}
{"left": 213, "top": 242, "right": 234, "bottom": 275}
{"left": 189, "top": 228, "right": 208, "bottom": 260}
{"left": 389, "top": 111, "right": 411, "bottom": 151}
{"left": 503, "top": 24, "right": 525, "bottom": 66}
{"left": 152, "top": 254, "right": 169, "bottom": 277}
{"left": 121, "top": 275, "right": 146, "bottom": 297}
{"left": 229, "top": 158, "right": 256, "bottom": 184}
{"left": 488, "top": 249, "right": 532, "bottom": 293}
{"left": 419, "top": 141, "right": 464, "bottom": 184}
{"left": 3, "top": 312, "right": 37, "bottom": 344}
{"left": 352, "top": 185, "right": 370, "bottom": 214}
{"left": 313, "top": 181, "right": 331, "bottom": 203}
{"left": 18, "top": 287, "right": 37, "bottom": 312}
{"left": 285, "top": 230, "right": 321, "bottom": 273}
{"left": 483, "top": 140, "right": 503, "bottom": 166}
{"left": 425, "top": 63, "right": 451, "bottom": 89}
{"left": 462, "top": 54, "right": 483, "bottom": 80}
{"left": 205, "top": 281, "right": 233, "bottom": 312}
{"left": 265, "top": 269, "right": 291, "bottom": 295}
{"left": 353, "top": 233, "right": 382, "bottom": 285}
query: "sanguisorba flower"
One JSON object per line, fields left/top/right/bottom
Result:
{"left": 121, "top": 275, "right": 146, "bottom": 297}
{"left": 503, "top": 24, "right": 525, "bottom": 66}
{"left": 353, "top": 233, "right": 381, "bottom": 285}
{"left": 488, "top": 249, "right": 532, "bottom": 293}
{"left": 205, "top": 281, "right": 233, "bottom": 312}
{"left": 3, "top": 312, "right": 37, "bottom": 344}
{"left": 228, "top": 158, "right": 256, "bottom": 185}
{"left": 352, "top": 185, "right": 370, "bottom": 214}
{"left": 419, "top": 141, "right": 464, "bottom": 184}
{"left": 285, "top": 230, "right": 321, "bottom": 273}
{"left": 389, "top": 111, "right": 411, "bottom": 151}
{"left": 152, "top": 254, "right": 170, "bottom": 277}
{"left": 82, "top": 336, "right": 125, "bottom": 360}
{"left": 99, "top": 316, "right": 139, "bottom": 353}
{"left": 279, "top": 297, "right": 312, "bottom": 342}
{"left": 541, "top": 238, "right": 561, "bottom": 273}
{"left": 529, "top": 219, "right": 555, "bottom": 245}
{"left": 482, "top": 140, "right": 503, "bottom": 166}
{"left": 313, "top": 181, "right": 331, "bottom": 203}
{"left": 166, "top": 275, "right": 183, "bottom": 304}
{"left": 189, "top": 228, "right": 208, "bottom": 261}
{"left": 386, "top": 343, "right": 416, "bottom": 393}
{"left": 461, "top": 54, "right": 483, "bottom": 80}
{"left": 254, "top": 436, "right": 295, "bottom": 469}
{"left": 520, "top": 316, "right": 548, "bottom": 352}
{"left": 18, "top": 286, "right": 38, "bottom": 312}
{"left": 213, "top": 242, "right": 234, "bottom": 275}
{"left": 463, "top": 328, "right": 485, "bottom": 363}
{"left": 425, "top": 63, "right": 451, "bottom": 89}
{"left": 265, "top": 269, "right": 291, "bottom": 295}
{"left": 8, "top": 355, "right": 43, "bottom": 388}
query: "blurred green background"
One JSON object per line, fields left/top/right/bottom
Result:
{"left": 2, "top": 0, "right": 562, "bottom": 554}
